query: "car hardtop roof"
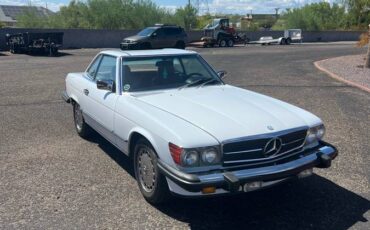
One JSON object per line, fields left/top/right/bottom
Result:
{"left": 100, "top": 49, "right": 197, "bottom": 57}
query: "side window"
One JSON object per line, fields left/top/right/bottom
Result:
{"left": 95, "top": 55, "right": 117, "bottom": 82}
{"left": 87, "top": 55, "right": 102, "bottom": 78}
{"left": 173, "top": 58, "right": 184, "bottom": 74}
{"left": 182, "top": 56, "right": 211, "bottom": 78}
{"left": 156, "top": 28, "right": 165, "bottom": 37}
{"left": 173, "top": 28, "right": 181, "bottom": 35}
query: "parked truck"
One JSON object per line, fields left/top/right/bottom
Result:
{"left": 5, "top": 32, "right": 64, "bottom": 56}
{"left": 201, "top": 18, "right": 249, "bottom": 48}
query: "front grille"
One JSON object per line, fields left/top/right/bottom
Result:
{"left": 222, "top": 127, "right": 308, "bottom": 167}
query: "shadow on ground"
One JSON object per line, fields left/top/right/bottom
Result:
{"left": 27, "top": 51, "right": 73, "bottom": 57}
{"left": 0, "top": 50, "right": 72, "bottom": 57}
{"left": 88, "top": 132, "right": 370, "bottom": 230}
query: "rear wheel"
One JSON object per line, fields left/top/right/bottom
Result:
{"left": 175, "top": 41, "right": 185, "bottom": 49}
{"left": 49, "top": 45, "right": 58, "bottom": 56}
{"left": 285, "top": 38, "right": 292, "bottom": 45}
{"left": 227, "top": 39, "right": 234, "bottom": 47}
{"left": 134, "top": 138, "right": 171, "bottom": 204}
{"left": 219, "top": 39, "right": 227, "bottom": 47}
{"left": 10, "top": 44, "right": 19, "bottom": 54}
{"left": 73, "top": 102, "right": 92, "bottom": 138}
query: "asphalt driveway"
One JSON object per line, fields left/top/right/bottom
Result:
{"left": 0, "top": 44, "right": 369, "bottom": 229}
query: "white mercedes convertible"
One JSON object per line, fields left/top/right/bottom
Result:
{"left": 62, "top": 49, "right": 337, "bottom": 204}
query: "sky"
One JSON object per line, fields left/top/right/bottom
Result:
{"left": 0, "top": 0, "right": 334, "bottom": 14}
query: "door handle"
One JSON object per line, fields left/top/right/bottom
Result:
{"left": 83, "top": 89, "right": 89, "bottom": 96}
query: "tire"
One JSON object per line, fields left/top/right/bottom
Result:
{"left": 227, "top": 39, "right": 234, "bottom": 47}
{"left": 10, "top": 44, "right": 18, "bottom": 54}
{"left": 73, "top": 102, "right": 92, "bottom": 138}
{"left": 134, "top": 138, "right": 171, "bottom": 204}
{"left": 49, "top": 46, "right": 58, "bottom": 56}
{"left": 140, "top": 42, "right": 152, "bottom": 50}
{"left": 219, "top": 39, "right": 227, "bottom": 47}
{"left": 280, "top": 38, "right": 286, "bottom": 45}
{"left": 175, "top": 41, "right": 185, "bottom": 49}
{"left": 285, "top": 38, "right": 292, "bottom": 45}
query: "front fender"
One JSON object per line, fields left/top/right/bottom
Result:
{"left": 68, "top": 92, "right": 80, "bottom": 105}
{"left": 128, "top": 127, "right": 175, "bottom": 166}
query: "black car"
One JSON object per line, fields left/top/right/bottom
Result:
{"left": 120, "top": 24, "right": 188, "bottom": 50}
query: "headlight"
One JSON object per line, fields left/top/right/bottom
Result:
{"left": 305, "top": 124, "right": 325, "bottom": 145}
{"left": 182, "top": 150, "right": 199, "bottom": 167}
{"left": 316, "top": 125, "right": 325, "bottom": 139}
{"left": 201, "top": 148, "right": 220, "bottom": 165}
{"left": 169, "top": 143, "right": 221, "bottom": 167}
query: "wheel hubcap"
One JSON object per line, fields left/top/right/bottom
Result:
{"left": 138, "top": 149, "right": 156, "bottom": 192}
{"left": 74, "top": 105, "right": 83, "bottom": 131}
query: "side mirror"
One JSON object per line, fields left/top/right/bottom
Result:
{"left": 97, "top": 79, "right": 115, "bottom": 92}
{"left": 217, "top": 70, "right": 227, "bottom": 79}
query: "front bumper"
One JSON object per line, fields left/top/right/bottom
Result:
{"left": 61, "top": 90, "right": 70, "bottom": 103}
{"left": 158, "top": 141, "right": 337, "bottom": 196}
{"left": 120, "top": 42, "right": 140, "bottom": 50}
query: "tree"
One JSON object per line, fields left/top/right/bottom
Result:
{"left": 17, "top": 8, "right": 47, "bottom": 28}
{"left": 342, "top": 0, "right": 370, "bottom": 29}
{"left": 0, "top": 21, "right": 4, "bottom": 28}
{"left": 173, "top": 5, "right": 198, "bottom": 30}
{"left": 366, "top": 24, "right": 370, "bottom": 68}
{"left": 283, "top": 2, "right": 346, "bottom": 31}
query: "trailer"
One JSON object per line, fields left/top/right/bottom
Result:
{"left": 201, "top": 18, "right": 249, "bottom": 48}
{"left": 248, "top": 29, "right": 303, "bottom": 45}
{"left": 5, "top": 32, "right": 64, "bottom": 56}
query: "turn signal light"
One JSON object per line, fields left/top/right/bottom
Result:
{"left": 202, "top": 186, "right": 216, "bottom": 194}
{"left": 169, "top": 143, "right": 182, "bottom": 165}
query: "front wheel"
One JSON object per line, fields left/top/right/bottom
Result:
{"left": 134, "top": 139, "right": 171, "bottom": 204}
{"left": 73, "top": 102, "right": 92, "bottom": 138}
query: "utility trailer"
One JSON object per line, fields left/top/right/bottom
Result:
{"left": 201, "top": 18, "right": 249, "bottom": 48}
{"left": 248, "top": 29, "right": 303, "bottom": 45}
{"left": 5, "top": 32, "right": 64, "bottom": 56}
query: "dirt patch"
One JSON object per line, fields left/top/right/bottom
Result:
{"left": 315, "top": 54, "right": 370, "bottom": 93}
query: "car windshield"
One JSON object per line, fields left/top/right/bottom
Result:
{"left": 121, "top": 55, "right": 222, "bottom": 92}
{"left": 137, "top": 27, "right": 156, "bottom": 36}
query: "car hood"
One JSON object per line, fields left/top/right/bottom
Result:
{"left": 132, "top": 85, "right": 321, "bottom": 142}
{"left": 123, "top": 35, "right": 146, "bottom": 42}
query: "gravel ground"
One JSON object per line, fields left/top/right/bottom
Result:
{"left": 316, "top": 54, "right": 370, "bottom": 90}
{"left": 0, "top": 44, "right": 369, "bottom": 230}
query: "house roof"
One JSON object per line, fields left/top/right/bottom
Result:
{"left": 0, "top": 5, "right": 53, "bottom": 23}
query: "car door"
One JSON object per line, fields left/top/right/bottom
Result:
{"left": 151, "top": 28, "right": 167, "bottom": 48}
{"left": 82, "top": 55, "right": 119, "bottom": 144}
{"left": 161, "top": 27, "right": 176, "bottom": 48}
{"left": 78, "top": 54, "right": 102, "bottom": 112}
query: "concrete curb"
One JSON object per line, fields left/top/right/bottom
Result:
{"left": 314, "top": 59, "right": 370, "bottom": 94}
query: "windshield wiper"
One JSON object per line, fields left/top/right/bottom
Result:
{"left": 198, "top": 78, "right": 221, "bottom": 88}
{"left": 178, "top": 78, "right": 208, "bottom": 90}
